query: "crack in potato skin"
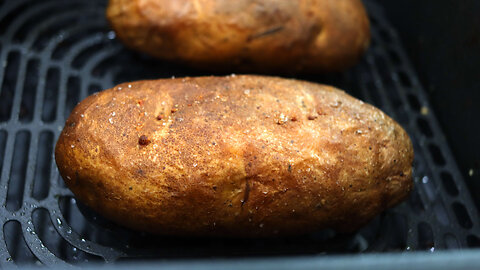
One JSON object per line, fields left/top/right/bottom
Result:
{"left": 106, "top": 0, "right": 370, "bottom": 73}
{"left": 55, "top": 75, "right": 413, "bottom": 237}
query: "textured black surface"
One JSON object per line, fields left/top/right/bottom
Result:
{"left": 0, "top": 0, "right": 479, "bottom": 267}
{"left": 379, "top": 0, "right": 480, "bottom": 216}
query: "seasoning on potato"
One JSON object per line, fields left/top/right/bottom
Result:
{"left": 55, "top": 75, "right": 413, "bottom": 237}
{"left": 106, "top": 0, "right": 371, "bottom": 73}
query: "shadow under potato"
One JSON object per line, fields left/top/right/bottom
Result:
{"left": 63, "top": 196, "right": 407, "bottom": 259}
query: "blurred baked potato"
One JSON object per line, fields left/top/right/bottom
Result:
{"left": 106, "top": 0, "right": 370, "bottom": 73}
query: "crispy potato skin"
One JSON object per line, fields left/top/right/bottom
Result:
{"left": 106, "top": 0, "right": 370, "bottom": 73}
{"left": 55, "top": 75, "right": 412, "bottom": 237}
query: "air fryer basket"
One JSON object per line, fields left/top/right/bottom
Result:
{"left": 0, "top": 0, "right": 479, "bottom": 267}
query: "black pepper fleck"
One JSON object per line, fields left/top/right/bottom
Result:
{"left": 138, "top": 135, "right": 150, "bottom": 145}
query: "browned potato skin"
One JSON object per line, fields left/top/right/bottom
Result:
{"left": 106, "top": 0, "right": 370, "bottom": 73}
{"left": 55, "top": 75, "right": 412, "bottom": 237}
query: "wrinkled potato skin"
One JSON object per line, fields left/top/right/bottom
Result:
{"left": 55, "top": 75, "right": 412, "bottom": 237}
{"left": 106, "top": 0, "right": 370, "bottom": 73}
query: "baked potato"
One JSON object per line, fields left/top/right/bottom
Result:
{"left": 106, "top": 0, "right": 370, "bottom": 73}
{"left": 55, "top": 75, "right": 413, "bottom": 237}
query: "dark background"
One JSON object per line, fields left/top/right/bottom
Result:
{"left": 378, "top": 0, "right": 480, "bottom": 211}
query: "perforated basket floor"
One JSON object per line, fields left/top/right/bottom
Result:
{"left": 1, "top": 0, "right": 480, "bottom": 267}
